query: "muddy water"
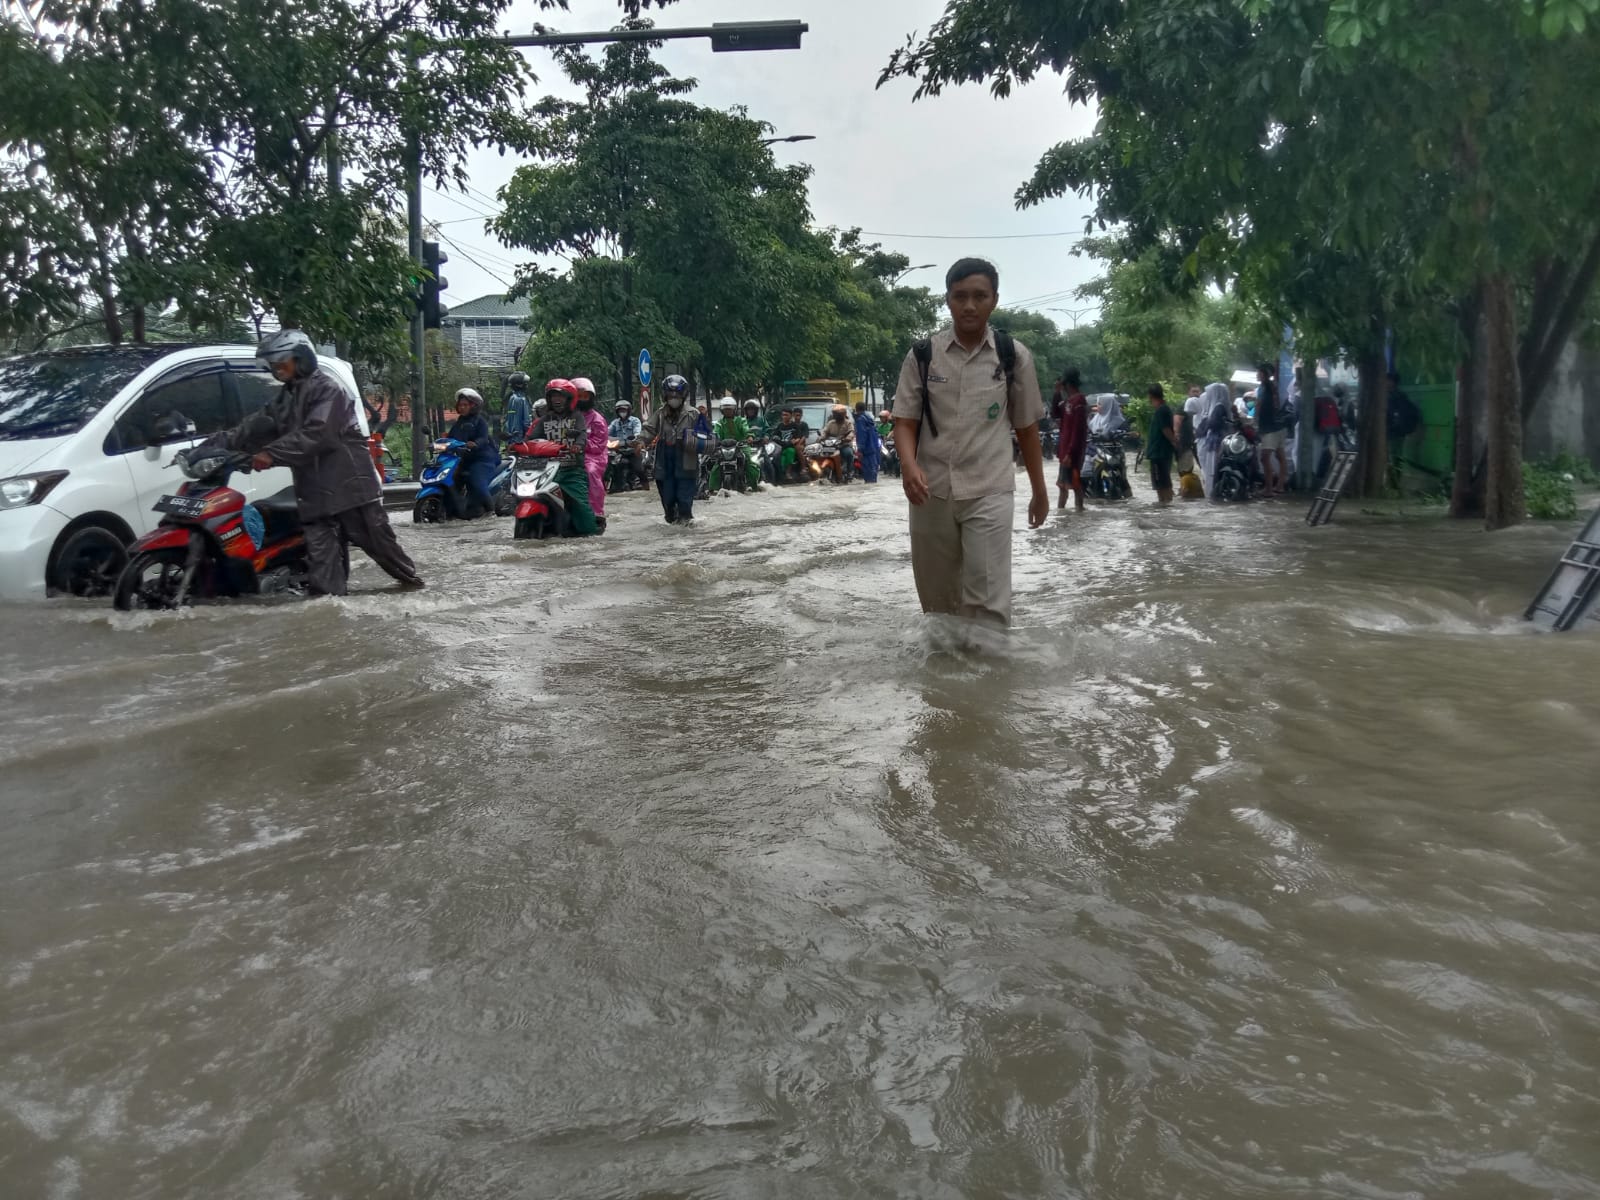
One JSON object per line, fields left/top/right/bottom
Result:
{"left": 2, "top": 484, "right": 1597, "bottom": 1199}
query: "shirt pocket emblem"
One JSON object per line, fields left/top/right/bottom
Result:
{"left": 987, "top": 402, "right": 1001, "bottom": 420}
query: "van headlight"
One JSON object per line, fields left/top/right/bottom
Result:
{"left": 0, "top": 471, "right": 68, "bottom": 510}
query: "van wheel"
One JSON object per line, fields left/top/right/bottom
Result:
{"left": 48, "top": 525, "right": 128, "bottom": 598}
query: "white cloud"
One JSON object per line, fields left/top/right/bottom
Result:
{"left": 434, "top": 0, "right": 1103, "bottom": 324}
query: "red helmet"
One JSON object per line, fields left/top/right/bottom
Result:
{"left": 544, "top": 378, "right": 576, "bottom": 401}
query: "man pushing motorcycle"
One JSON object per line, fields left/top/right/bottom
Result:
{"left": 201, "top": 330, "right": 423, "bottom": 596}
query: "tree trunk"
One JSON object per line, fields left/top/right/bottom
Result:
{"left": 1480, "top": 272, "right": 1524, "bottom": 531}
{"left": 1520, "top": 225, "right": 1600, "bottom": 424}
{"left": 1355, "top": 337, "right": 1388, "bottom": 497}
{"left": 94, "top": 233, "right": 122, "bottom": 346}
{"left": 1295, "top": 355, "right": 1317, "bottom": 490}
{"left": 1451, "top": 293, "right": 1485, "bottom": 518}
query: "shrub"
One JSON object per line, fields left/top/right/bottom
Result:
{"left": 1539, "top": 451, "right": 1600, "bottom": 488}
{"left": 1523, "top": 461, "right": 1579, "bottom": 521}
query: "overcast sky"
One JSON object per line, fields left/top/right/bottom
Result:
{"left": 429, "top": 0, "right": 1104, "bottom": 325}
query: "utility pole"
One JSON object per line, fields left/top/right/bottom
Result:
{"left": 406, "top": 95, "right": 426, "bottom": 481}
{"left": 327, "top": 125, "right": 351, "bottom": 363}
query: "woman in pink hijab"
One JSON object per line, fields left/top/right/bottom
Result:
{"left": 571, "top": 377, "right": 609, "bottom": 530}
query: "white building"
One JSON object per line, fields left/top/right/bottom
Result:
{"left": 442, "top": 294, "right": 532, "bottom": 367}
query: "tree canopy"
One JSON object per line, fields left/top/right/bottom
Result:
{"left": 495, "top": 28, "right": 938, "bottom": 402}
{"left": 0, "top": 0, "right": 676, "bottom": 354}
{"left": 882, "top": 0, "right": 1600, "bottom": 524}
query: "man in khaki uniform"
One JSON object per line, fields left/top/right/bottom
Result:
{"left": 892, "top": 258, "right": 1049, "bottom": 626}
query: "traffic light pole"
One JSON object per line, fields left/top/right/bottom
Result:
{"left": 407, "top": 121, "right": 426, "bottom": 482}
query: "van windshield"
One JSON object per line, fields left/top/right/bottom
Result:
{"left": 0, "top": 347, "right": 175, "bottom": 441}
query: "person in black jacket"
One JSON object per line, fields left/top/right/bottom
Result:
{"left": 207, "top": 331, "right": 422, "bottom": 595}
{"left": 444, "top": 387, "right": 498, "bottom": 517}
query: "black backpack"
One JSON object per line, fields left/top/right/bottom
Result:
{"left": 912, "top": 328, "right": 1016, "bottom": 440}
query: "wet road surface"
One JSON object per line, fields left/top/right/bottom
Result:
{"left": 3, "top": 481, "right": 1598, "bottom": 1198}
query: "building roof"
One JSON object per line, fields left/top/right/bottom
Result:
{"left": 443, "top": 293, "right": 531, "bottom": 321}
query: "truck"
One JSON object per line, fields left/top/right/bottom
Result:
{"left": 781, "top": 379, "right": 866, "bottom": 412}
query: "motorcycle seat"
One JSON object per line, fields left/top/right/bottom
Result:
{"left": 255, "top": 487, "right": 300, "bottom": 517}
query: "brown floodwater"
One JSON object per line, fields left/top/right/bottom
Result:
{"left": 2, "top": 483, "right": 1597, "bottom": 1199}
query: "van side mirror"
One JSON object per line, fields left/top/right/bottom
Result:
{"left": 154, "top": 412, "right": 197, "bottom": 442}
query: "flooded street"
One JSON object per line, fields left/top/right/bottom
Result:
{"left": 2, "top": 484, "right": 1597, "bottom": 1199}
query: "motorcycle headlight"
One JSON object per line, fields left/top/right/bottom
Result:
{"left": 0, "top": 471, "right": 69, "bottom": 510}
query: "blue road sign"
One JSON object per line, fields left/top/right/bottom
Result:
{"left": 638, "top": 349, "right": 652, "bottom": 386}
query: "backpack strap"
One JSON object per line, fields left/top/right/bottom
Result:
{"left": 993, "top": 328, "right": 1016, "bottom": 390}
{"left": 912, "top": 338, "right": 936, "bottom": 440}
{"left": 993, "top": 327, "right": 1018, "bottom": 425}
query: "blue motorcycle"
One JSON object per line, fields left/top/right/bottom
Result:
{"left": 413, "top": 438, "right": 503, "bottom": 523}
{"left": 488, "top": 452, "right": 517, "bottom": 516}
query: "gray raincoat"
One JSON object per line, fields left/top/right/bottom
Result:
{"left": 643, "top": 403, "right": 706, "bottom": 474}
{"left": 211, "top": 367, "right": 381, "bottom": 520}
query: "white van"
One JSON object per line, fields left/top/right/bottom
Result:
{"left": 0, "top": 344, "right": 368, "bottom": 600}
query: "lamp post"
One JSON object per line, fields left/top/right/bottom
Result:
{"left": 760, "top": 134, "right": 816, "bottom": 146}
{"left": 1048, "top": 306, "right": 1098, "bottom": 327}
{"left": 892, "top": 262, "right": 937, "bottom": 286}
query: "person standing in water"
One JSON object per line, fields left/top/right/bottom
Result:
{"left": 891, "top": 257, "right": 1047, "bottom": 628}
{"left": 1055, "top": 368, "right": 1089, "bottom": 512}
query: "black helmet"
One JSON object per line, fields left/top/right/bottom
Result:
{"left": 256, "top": 329, "right": 317, "bottom": 378}
{"left": 662, "top": 374, "right": 689, "bottom": 409}
{"left": 508, "top": 371, "right": 528, "bottom": 390}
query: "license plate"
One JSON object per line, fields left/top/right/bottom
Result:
{"left": 155, "top": 494, "right": 205, "bottom": 518}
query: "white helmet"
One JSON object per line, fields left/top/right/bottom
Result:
{"left": 571, "top": 376, "right": 596, "bottom": 397}
{"left": 719, "top": 394, "right": 738, "bottom": 412}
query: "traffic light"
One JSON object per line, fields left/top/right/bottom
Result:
{"left": 421, "top": 241, "right": 448, "bottom": 329}
{"left": 709, "top": 21, "right": 806, "bottom": 52}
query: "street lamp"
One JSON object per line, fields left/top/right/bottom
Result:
{"left": 893, "top": 263, "right": 937, "bottom": 286}
{"left": 503, "top": 20, "right": 808, "bottom": 52}
{"left": 761, "top": 134, "right": 816, "bottom": 146}
{"left": 1048, "top": 306, "right": 1098, "bottom": 327}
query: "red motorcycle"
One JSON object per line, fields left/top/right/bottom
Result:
{"left": 112, "top": 447, "right": 308, "bottom": 609}
{"left": 506, "top": 438, "right": 571, "bottom": 540}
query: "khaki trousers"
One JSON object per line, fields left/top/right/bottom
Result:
{"left": 908, "top": 491, "right": 1014, "bottom": 626}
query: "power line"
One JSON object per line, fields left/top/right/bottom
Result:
{"left": 859, "top": 228, "right": 1091, "bottom": 242}
{"left": 435, "top": 230, "right": 516, "bottom": 290}
{"left": 435, "top": 233, "right": 521, "bottom": 270}
{"left": 425, "top": 185, "right": 502, "bottom": 223}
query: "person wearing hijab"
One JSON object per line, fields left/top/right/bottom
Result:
{"left": 1089, "top": 393, "right": 1128, "bottom": 439}
{"left": 444, "top": 387, "right": 498, "bottom": 517}
{"left": 571, "top": 376, "right": 609, "bottom": 530}
{"left": 1196, "top": 382, "right": 1232, "bottom": 498}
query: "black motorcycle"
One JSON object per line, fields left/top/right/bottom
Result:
{"left": 604, "top": 438, "right": 649, "bottom": 493}
{"left": 881, "top": 437, "right": 901, "bottom": 477}
{"left": 1214, "top": 433, "right": 1256, "bottom": 503}
{"left": 1085, "top": 435, "right": 1134, "bottom": 501}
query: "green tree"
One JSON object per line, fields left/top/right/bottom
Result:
{"left": 497, "top": 25, "right": 925, "bottom": 404}
{"left": 1, "top": 1, "right": 673, "bottom": 356}
{"left": 882, "top": 0, "right": 1600, "bottom": 527}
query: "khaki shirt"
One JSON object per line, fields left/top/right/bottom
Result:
{"left": 892, "top": 325, "right": 1045, "bottom": 500}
